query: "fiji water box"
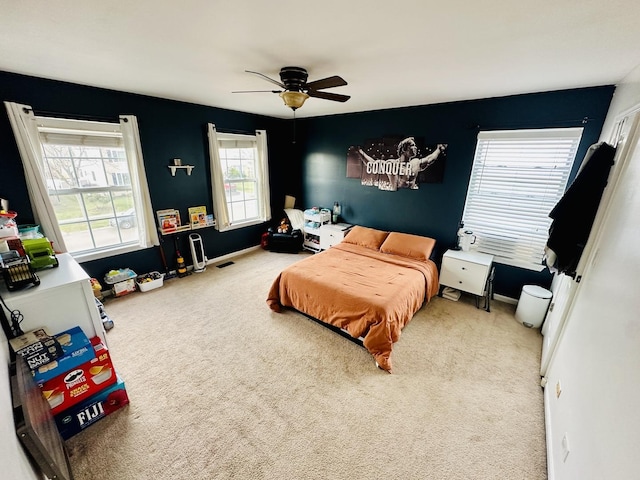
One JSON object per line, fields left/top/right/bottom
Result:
{"left": 32, "top": 326, "right": 95, "bottom": 384}
{"left": 40, "top": 337, "right": 117, "bottom": 415}
{"left": 54, "top": 374, "right": 129, "bottom": 440}
{"left": 9, "top": 327, "right": 64, "bottom": 370}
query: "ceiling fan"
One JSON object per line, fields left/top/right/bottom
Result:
{"left": 233, "top": 66, "right": 350, "bottom": 111}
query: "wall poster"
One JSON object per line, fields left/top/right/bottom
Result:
{"left": 346, "top": 136, "right": 447, "bottom": 190}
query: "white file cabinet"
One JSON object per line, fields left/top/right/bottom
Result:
{"left": 320, "top": 223, "right": 353, "bottom": 250}
{"left": 440, "top": 249, "right": 494, "bottom": 308}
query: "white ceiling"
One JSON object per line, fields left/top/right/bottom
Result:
{"left": 1, "top": 0, "right": 639, "bottom": 119}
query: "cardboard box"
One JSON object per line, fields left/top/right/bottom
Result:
{"left": 54, "top": 375, "right": 129, "bottom": 440}
{"left": 112, "top": 278, "right": 136, "bottom": 297}
{"left": 9, "top": 327, "right": 64, "bottom": 370}
{"left": 32, "top": 326, "right": 95, "bottom": 384}
{"left": 39, "top": 337, "right": 117, "bottom": 415}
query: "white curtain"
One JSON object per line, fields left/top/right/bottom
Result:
{"left": 120, "top": 115, "right": 159, "bottom": 248}
{"left": 207, "top": 124, "right": 231, "bottom": 231}
{"left": 256, "top": 129, "right": 272, "bottom": 222}
{"left": 4, "top": 101, "right": 68, "bottom": 252}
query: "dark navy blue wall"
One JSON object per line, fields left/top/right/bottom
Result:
{"left": 0, "top": 70, "right": 614, "bottom": 298}
{"left": 0, "top": 71, "right": 293, "bottom": 280}
{"left": 296, "top": 87, "right": 615, "bottom": 298}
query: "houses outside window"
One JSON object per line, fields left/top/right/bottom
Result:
{"left": 39, "top": 136, "right": 138, "bottom": 253}
{"left": 461, "top": 127, "right": 583, "bottom": 270}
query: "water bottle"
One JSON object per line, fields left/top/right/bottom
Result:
{"left": 332, "top": 202, "right": 341, "bottom": 224}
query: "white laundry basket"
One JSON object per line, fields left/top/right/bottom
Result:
{"left": 515, "top": 285, "right": 553, "bottom": 328}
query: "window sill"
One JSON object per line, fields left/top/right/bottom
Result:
{"left": 491, "top": 256, "right": 546, "bottom": 272}
{"left": 217, "top": 218, "right": 266, "bottom": 232}
{"left": 72, "top": 243, "right": 149, "bottom": 263}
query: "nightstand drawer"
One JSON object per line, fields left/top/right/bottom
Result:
{"left": 320, "top": 224, "right": 352, "bottom": 250}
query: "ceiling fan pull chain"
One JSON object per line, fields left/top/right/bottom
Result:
{"left": 292, "top": 109, "right": 297, "bottom": 144}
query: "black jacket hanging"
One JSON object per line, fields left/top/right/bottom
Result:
{"left": 546, "top": 142, "right": 616, "bottom": 277}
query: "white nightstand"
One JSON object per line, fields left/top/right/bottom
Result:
{"left": 320, "top": 223, "right": 353, "bottom": 250}
{"left": 439, "top": 249, "right": 494, "bottom": 311}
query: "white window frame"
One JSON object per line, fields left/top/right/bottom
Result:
{"left": 4, "top": 102, "right": 158, "bottom": 262}
{"left": 207, "top": 124, "right": 271, "bottom": 232}
{"left": 461, "top": 127, "right": 584, "bottom": 271}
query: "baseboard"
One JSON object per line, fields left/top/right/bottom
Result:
{"left": 544, "top": 382, "right": 555, "bottom": 480}
{"left": 205, "top": 245, "right": 261, "bottom": 267}
{"left": 494, "top": 293, "right": 518, "bottom": 305}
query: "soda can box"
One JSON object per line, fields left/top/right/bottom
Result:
{"left": 54, "top": 374, "right": 129, "bottom": 440}
{"left": 40, "top": 337, "right": 117, "bottom": 415}
{"left": 32, "top": 326, "right": 95, "bottom": 384}
{"left": 112, "top": 278, "right": 136, "bottom": 297}
{"left": 9, "top": 327, "right": 64, "bottom": 371}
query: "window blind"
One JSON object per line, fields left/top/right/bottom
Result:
{"left": 36, "top": 117, "right": 123, "bottom": 148}
{"left": 462, "top": 127, "right": 583, "bottom": 270}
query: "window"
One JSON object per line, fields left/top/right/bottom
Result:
{"left": 461, "top": 127, "right": 583, "bottom": 270}
{"left": 207, "top": 124, "right": 271, "bottom": 231}
{"left": 5, "top": 102, "right": 158, "bottom": 261}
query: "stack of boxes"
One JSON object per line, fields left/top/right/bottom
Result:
{"left": 103, "top": 268, "right": 137, "bottom": 297}
{"left": 10, "top": 326, "right": 129, "bottom": 440}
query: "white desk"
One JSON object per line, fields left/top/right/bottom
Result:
{"left": 0, "top": 253, "right": 106, "bottom": 345}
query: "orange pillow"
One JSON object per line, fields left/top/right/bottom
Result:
{"left": 343, "top": 226, "right": 389, "bottom": 250}
{"left": 380, "top": 232, "right": 436, "bottom": 261}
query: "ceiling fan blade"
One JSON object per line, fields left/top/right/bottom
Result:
{"left": 305, "top": 75, "right": 348, "bottom": 90}
{"left": 232, "top": 90, "right": 282, "bottom": 94}
{"left": 245, "top": 70, "right": 285, "bottom": 88}
{"left": 307, "top": 89, "right": 351, "bottom": 103}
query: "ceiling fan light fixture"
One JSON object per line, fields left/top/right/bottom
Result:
{"left": 280, "top": 91, "right": 309, "bottom": 110}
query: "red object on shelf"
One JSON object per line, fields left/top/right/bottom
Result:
{"left": 5, "top": 236, "right": 24, "bottom": 256}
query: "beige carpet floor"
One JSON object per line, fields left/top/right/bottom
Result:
{"left": 67, "top": 249, "right": 547, "bottom": 479}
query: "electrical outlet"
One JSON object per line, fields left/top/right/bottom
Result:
{"left": 556, "top": 380, "right": 562, "bottom": 398}
{"left": 562, "top": 433, "right": 570, "bottom": 462}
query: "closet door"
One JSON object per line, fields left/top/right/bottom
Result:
{"left": 540, "top": 111, "right": 640, "bottom": 378}
{"left": 540, "top": 273, "right": 574, "bottom": 376}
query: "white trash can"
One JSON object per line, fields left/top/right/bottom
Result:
{"left": 515, "top": 285, "right": 552, "bottom": 328}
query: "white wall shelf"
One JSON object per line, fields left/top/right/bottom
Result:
{"left": 168, "top": 165, "right": 195, "bottom": 176}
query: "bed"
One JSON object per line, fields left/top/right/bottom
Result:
{"left": 266, "top": 226, "right": 439, "bottom": 373}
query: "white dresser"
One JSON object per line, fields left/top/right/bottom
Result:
{"left": 0, "top": 253, "right": 106, "bottom": 345}
{"left": 440, "top": 249, "right": 494, "bottom": 309}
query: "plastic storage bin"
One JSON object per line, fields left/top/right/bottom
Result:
{"left": 136, "top": 272, "right": 164, "bottom": 292}
{"left": 515, "top": 285, "right": 553, "bottom": 328}
{"left": 18, "top": 224, "right": 42, "bottom": 239}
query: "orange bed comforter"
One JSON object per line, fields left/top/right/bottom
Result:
{"left": 266, "top": 242, "right": 439, "bottom": 372}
